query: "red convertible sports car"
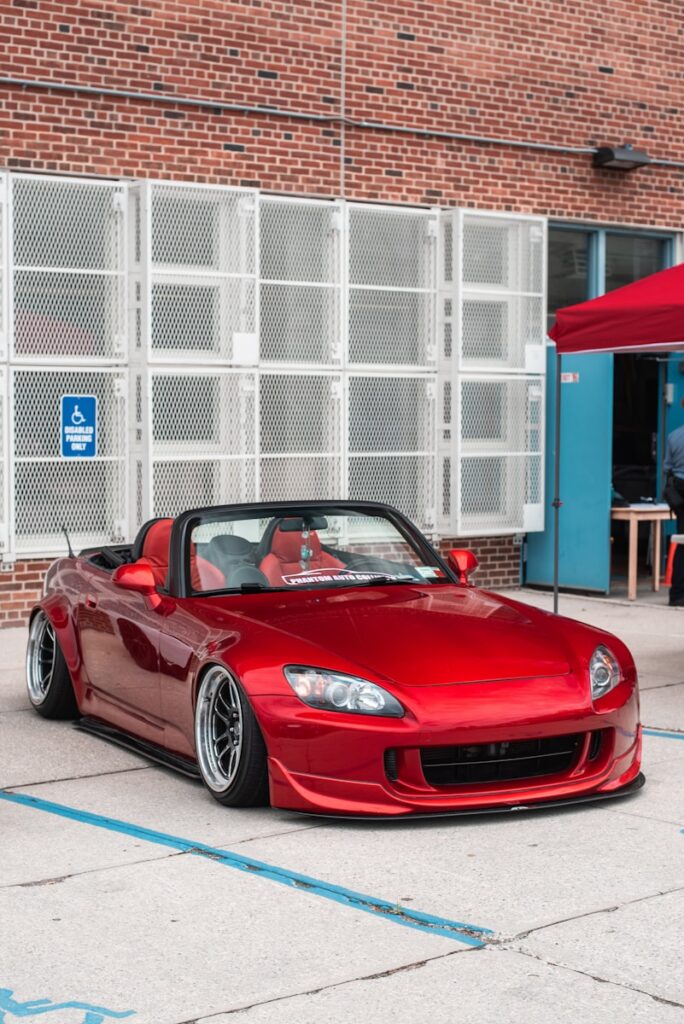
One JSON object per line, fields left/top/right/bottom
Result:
{"left": 26, "top": 501, "right": 644, "bottom": 817}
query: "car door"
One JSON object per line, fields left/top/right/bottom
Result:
{"left": 77, "top": 563, "right": 164, "bottom": 743}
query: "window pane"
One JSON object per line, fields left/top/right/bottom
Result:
{"left": 605, "top": 235, "right": 665, "bottom": 292}
{"left": 547, "top": 229, "right": 590, "bottom": 330}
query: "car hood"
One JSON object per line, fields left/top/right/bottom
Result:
{"left": 220, "top": 584, "right": 573, "bottom": 686}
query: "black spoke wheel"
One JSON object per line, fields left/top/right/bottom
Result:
{"left": 26, "top": 611, "right": 78, "bottom": 719}
{"left": 195, "top": 665, "right": 269, "bottom": 807}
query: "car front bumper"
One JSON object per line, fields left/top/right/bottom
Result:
{"left": 253, "top": 677, "right": 642, "bottom": 817}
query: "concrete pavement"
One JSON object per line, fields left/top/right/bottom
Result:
{"left": 1, "top": 589, "right": 683, "bottom": 1023}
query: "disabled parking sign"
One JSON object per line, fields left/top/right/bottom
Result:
{"left": 61, "top": 395, "right": 97, "bottom": 458}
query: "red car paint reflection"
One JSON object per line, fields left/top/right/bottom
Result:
{"left": 31, "top": 501, "right": 642, "bottom": 817}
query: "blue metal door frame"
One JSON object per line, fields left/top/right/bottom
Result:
{"left": 526, "top": 225, "right": 677, "bottom": 592}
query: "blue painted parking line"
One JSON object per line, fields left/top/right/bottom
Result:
{"left": 0, "top": 791, "right": 491, "bottom": 947}
{"left": 643, "top": 728, "right": 684, "bottom": 740}
{"left": 0, "top": 986, "right": 134, "bottom": 1021}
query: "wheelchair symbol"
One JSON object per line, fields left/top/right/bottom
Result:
{"left": 71, "top": 405, "right": 86, "bottom": 426}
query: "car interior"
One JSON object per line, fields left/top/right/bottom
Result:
{"left": 82, "top": 514, "right": 362, "bottom": 591}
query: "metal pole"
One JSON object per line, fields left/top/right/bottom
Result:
{"left": 552, "top": 350, "right": 562, "bottom": 613}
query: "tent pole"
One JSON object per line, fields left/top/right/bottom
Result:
{"left": 553, "top": 349, "right": 562, "bottom": 614}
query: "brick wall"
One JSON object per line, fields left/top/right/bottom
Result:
{"left": 0, "top": 560, "right": 51, "bottom": 628}
{"left": 438, "top": 537, "right": 520, "bottom": 590}
{"left": 0, "top": 0, "right": 682, "bottom": 217}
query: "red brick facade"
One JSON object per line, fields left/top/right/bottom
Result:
{"left": 0, "top": 0, "right": 682, "bottom": 220}
{"left": 0, "top": 1, "right": 681, "bottom": 626}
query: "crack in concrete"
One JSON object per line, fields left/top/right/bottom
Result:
{"left": 218, "top": 823, "right": 327, "bottom": 847}
{"left": 509, "top": 947, "right": 684, "bottom": 1010}
{"left": 3, "top": 765, "right": 152, "bottom": 789}
{"left": 0, "top": 850, "right": 178, "bottom": 891}
{"left": 641, "top": 680, "right": 684, "bottom": 691}
{"left": 170, "top": 948, "right": 473, "bottom": 1021}
{"left": 496, "top": 883, "right": 684, "bottom": 943}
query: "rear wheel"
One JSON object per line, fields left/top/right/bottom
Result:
{"left": 194, "top": 665, "right": 269, "bottom": 807}
{"left": 26, "top": 611, "right": 78, "bottom": 719}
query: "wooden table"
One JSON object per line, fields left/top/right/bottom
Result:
{"left": 610, "top": 503, "right": 673, "bottom": 601}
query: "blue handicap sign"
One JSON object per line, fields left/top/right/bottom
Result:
{"left": 61, "top": 395, "right": 97, "bottom": 458}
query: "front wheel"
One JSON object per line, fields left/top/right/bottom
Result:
{"left": 26, "top": 611, "right": 78, "bottom": 719}
{"left": 194, "top": 665, "right": 269, "bottom": 807}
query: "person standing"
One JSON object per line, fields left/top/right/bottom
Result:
{"left": 664, "top": 401, "right": 684, "bottom": 607}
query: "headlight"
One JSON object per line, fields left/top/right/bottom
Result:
{"left": 284, "top": 666, "right": 404, "bottom": 718}
{"left": 589, "top": 645, "right": 620, "bottom": 700}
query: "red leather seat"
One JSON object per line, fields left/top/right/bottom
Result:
{"left": 259, "top": 527, "right": 344, "bottom": 586}
{"left": 140, "top": 518, "right": 173, "bottom": 587}
{"left": 140, "top": 517, "right": 224, "bottom": 591}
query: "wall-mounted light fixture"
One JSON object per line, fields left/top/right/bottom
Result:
{"left": 593, "top": 143, "right": 650, "bottom": 171}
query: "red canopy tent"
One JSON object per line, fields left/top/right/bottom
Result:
{"left": 546, "top": 261, "right": 684, "bottom": 610}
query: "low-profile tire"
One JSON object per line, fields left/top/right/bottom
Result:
{"left": 194, "top": 664, "right": 269, "bottom": 807}
{"left": 26, "top": 611, "right": 78, "bottom": 719}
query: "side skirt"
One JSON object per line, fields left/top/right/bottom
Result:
{"left": 75, "top": 717, "right": 201, "bottom": 779}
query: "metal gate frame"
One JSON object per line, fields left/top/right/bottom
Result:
{"left": 0, "top": 172, "right": 549, "bottom": 561}
{"left": 6, "top": 175, "right": 129, "bottom": 559}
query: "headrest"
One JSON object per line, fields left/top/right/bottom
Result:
{"left": 207, "top": 534, "right": 253, "bottom": 560}
{"left": 270, "top": 527, "right": 322, "bottom": 564}
{"left": 132, "top": 517, "right": 168, "bottom": 561}
{"left": 141, "top": 518, "right": 173, "bottom": 568}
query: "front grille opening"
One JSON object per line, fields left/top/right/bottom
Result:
{"left": 421, "top": 734, "right": 583, "bottom": 787}
{"left": 384, "top": 748, "right": 399, "bottom": 782}
{"left": 588, "top": 729, "right": 605, "bottom": 761}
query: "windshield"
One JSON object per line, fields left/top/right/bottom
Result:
{"left": 188, "top": 506, "right": 448, "bottom": 593}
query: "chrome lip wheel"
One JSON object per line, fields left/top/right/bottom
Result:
{"left": 26, "top": 612, "right": 56, "bottom": 706}
{"left": 195, "top": 667, "right": 244, "bottom": 793}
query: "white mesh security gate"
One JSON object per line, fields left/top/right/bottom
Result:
{"left": 7, "top": 175, "right": 128, "bottom": 557}
{"left": 0, "top": 173, "right": 547, "bottom": 561}
{"left": 0, "top": 177, "right": 7, "bottom": 559}
{"left": 150, "top": 369, "right": 257, "bottom": 516}
{"left": 440, "top": 209, "right": 547, "bottom": 537}
{"left": 141, "top": 190, "right": 440, "bottom": 532}
{"left": 0, "top": 365, "right": 7, "bottom": 560}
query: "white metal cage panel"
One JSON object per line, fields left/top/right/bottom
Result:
{"left": 153, "top": 460, "right": 257, "bottom": 519}
{"left": 349, "top": 205, "right": 437, "bottom": 290}
{"left": 11, "top": 368, "right": 128, "bottom": 554}
{"left": 436, "top": 211, "right": 456, "bottom": 531}
{"left": 458, "top": 212, "right": 546, "bottom": 374}
{"left": 260, "top": 456, "right": 341, "bottom": 503}
{"left": 0, "top": 174, "right": 6, "bottom": 362}
{"left": 259, "top": 198, "right": 341, "bottom": 365}
{"left": 151, "top": 183, "right": 255, "bottom": 275}
{"left": 259, "top": 373, "right": 342, "bottom": 500}
{"left": 260, "top": 198, "right": 339, "bottom": 285}
{"left": 260, "top": 284, "right": 340, "bottom": 365}
{"left": 348, "top": 205, "right": 437, "bottom": 368}
{"left": 457, "top": 375, "right": 544, "bottom": 535}
{"left": 151, "top": 371, "right": 256, "bottom": 515}
{"left": 348, "top": 375, "right": 435, "bottom": 532}
{"left": 148, "top": 183, "right": 257, "bottom": 363}
{"left": 11, "top": 176, "right": 126, "bottom": 361}
{"left": 150, "top": 276, "right": 256, "bottom": 361}
{"left": 0, "top": 366, "right": 7, "bottom": 558}
{"left": 348, "top": 289, "right": 435, "bottom": 367}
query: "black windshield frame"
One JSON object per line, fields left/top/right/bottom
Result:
{"left": 168, "top": 500, "right": 456, "bottom": 598}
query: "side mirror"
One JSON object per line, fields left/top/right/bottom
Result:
{"left": 447, "top": 548, "right": 479, "bottom": 586}
{"left": 112, "top": 561, "right": 162, "bottom": 607}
